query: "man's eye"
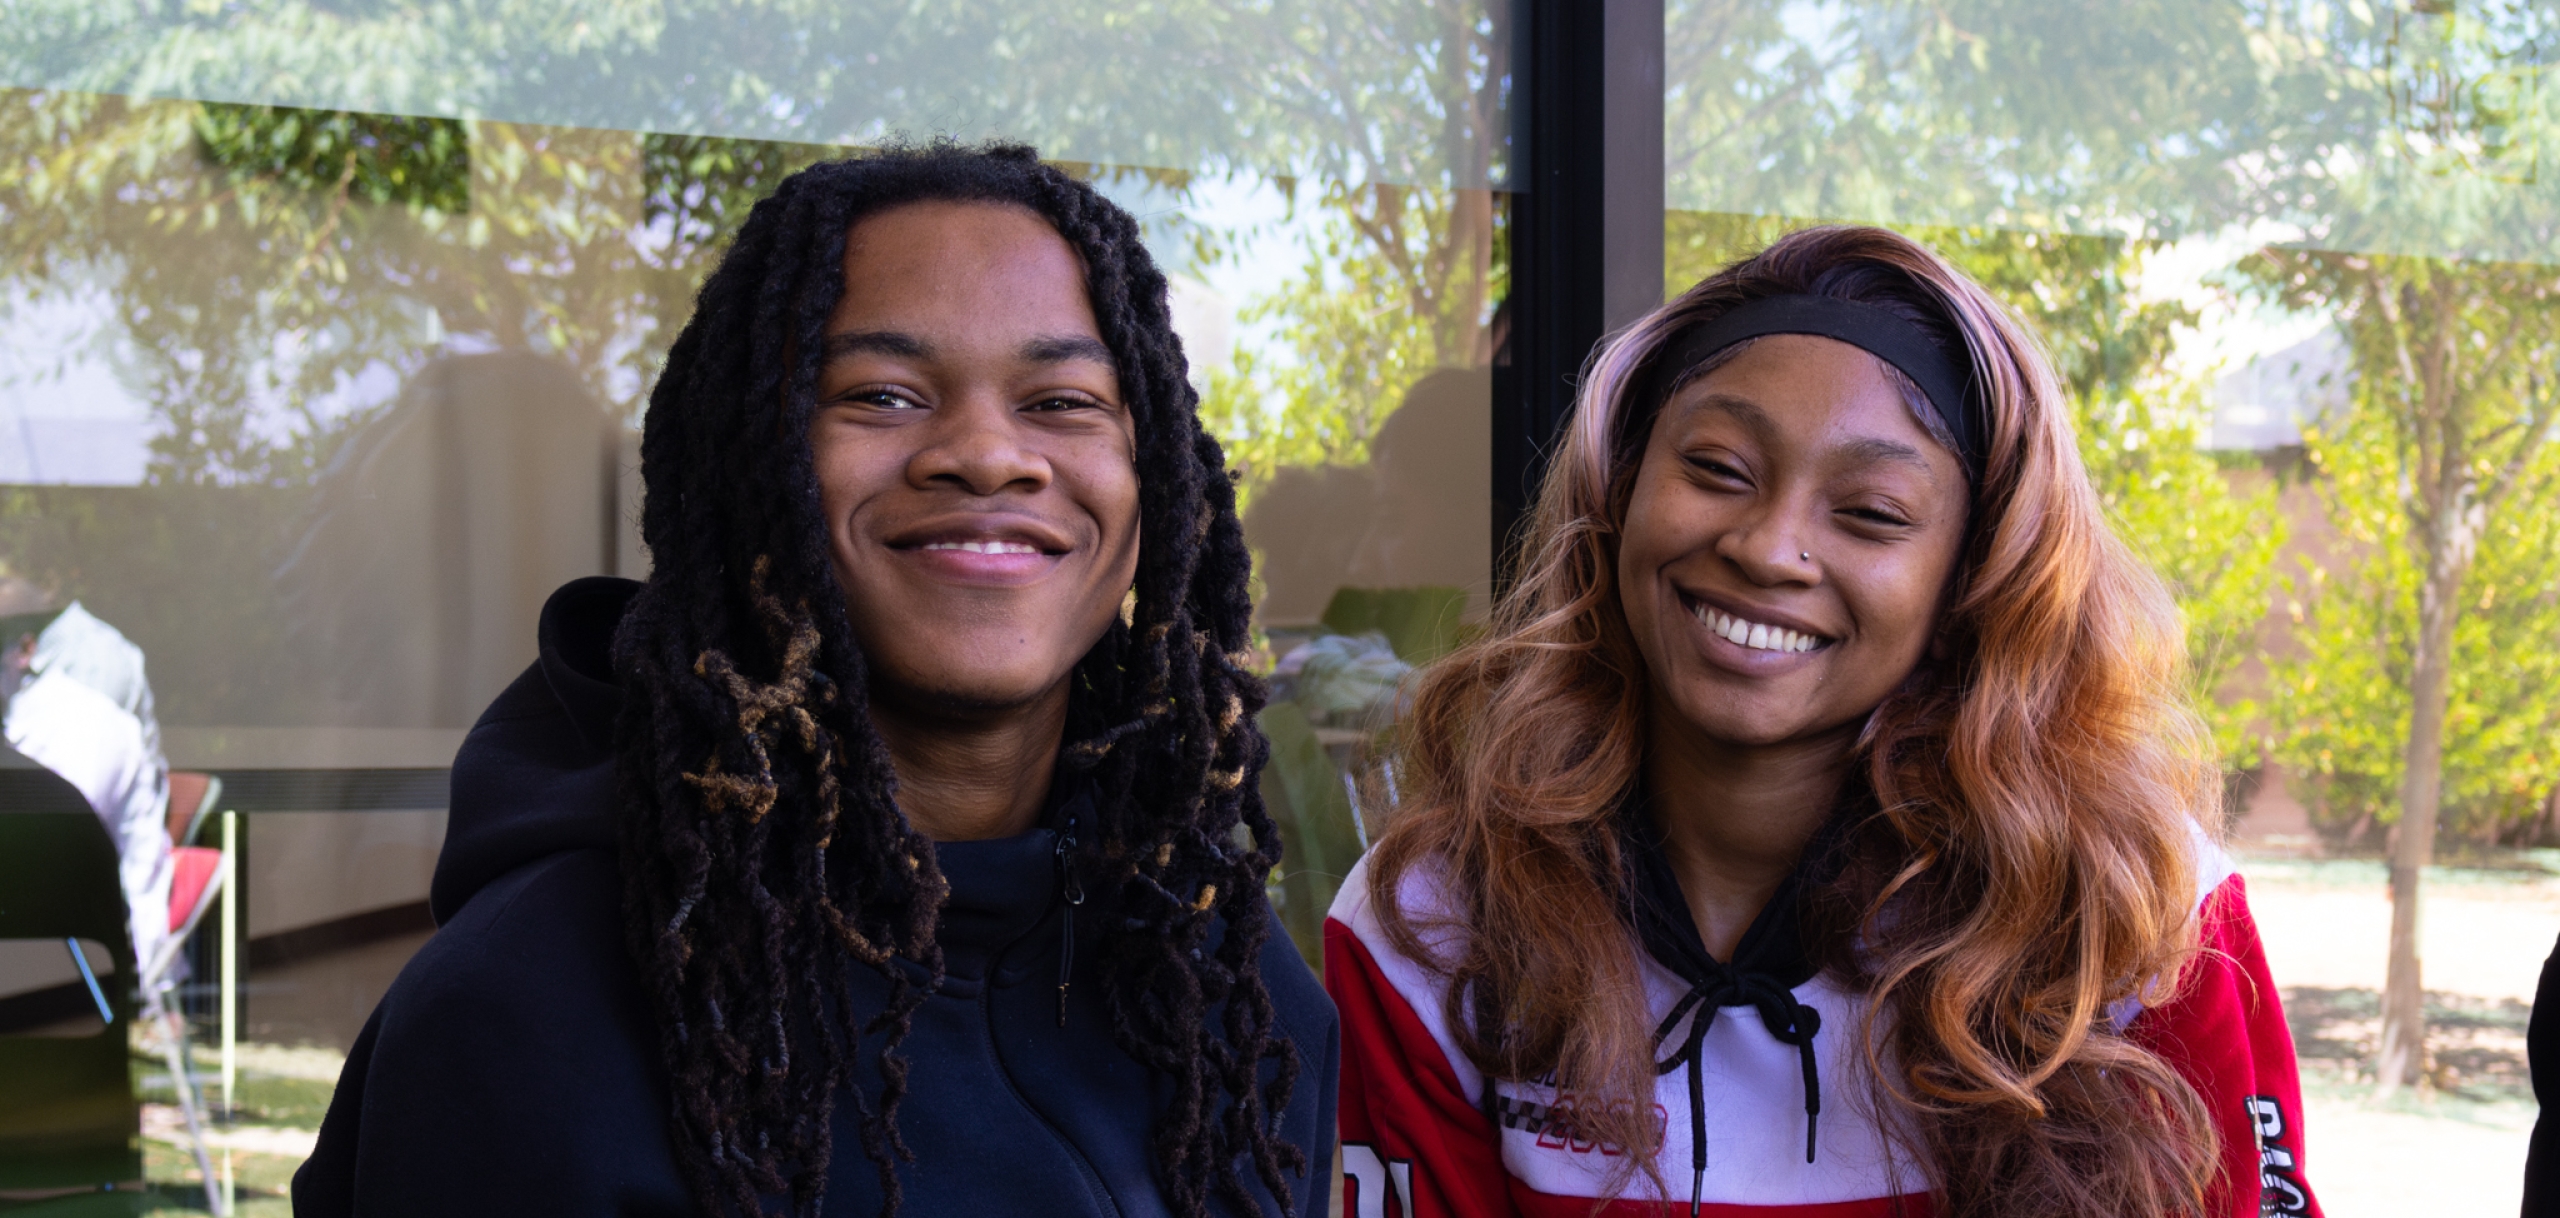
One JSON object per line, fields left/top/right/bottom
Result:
{"left": 850, "top": 390, "right": 919, "bottom": 410}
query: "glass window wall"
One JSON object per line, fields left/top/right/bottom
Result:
{"left": 0, "top": 4, "right": 1508, "bottom": 1205}
{"left": 24, "top": 1, "right": 2542, "bottom": 1210}
{"left": 1666, "top": 2, "right": 2555, "bottom": 1211}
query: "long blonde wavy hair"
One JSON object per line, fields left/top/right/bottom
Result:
{"left": 1365, "top": 225, "right": 2223, "bottom": 1216}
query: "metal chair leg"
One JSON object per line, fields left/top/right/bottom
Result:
{"left": 150, "top": 1002, "right": 229, "bottom": 1216}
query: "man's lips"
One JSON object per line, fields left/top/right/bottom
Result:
{"left": 882, "top": 516, "right": 1075, "bottom": 585}
{"left": 916, "top": 539, "right": 1044, "bottom": 556}
{"left": 885, "top": 514, "right": 1074, "bottom": 555}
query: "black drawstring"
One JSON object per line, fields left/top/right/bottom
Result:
{"left": 1651, "top": 971, "right": 1825, "bottom": 1213}
{"left": 1054, "top": 809, "right": 1085, "bottom": 1027}
{"left": 1620, "top": 793, "right": 1848, "bottom": 1215}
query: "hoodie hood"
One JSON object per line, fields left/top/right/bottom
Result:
{"left": 428, "top": 576, "right": 635, "bottom": 924}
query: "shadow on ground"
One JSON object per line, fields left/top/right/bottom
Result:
{"left": 2284, "top": 985, "right": 2532, "bottom": 1101}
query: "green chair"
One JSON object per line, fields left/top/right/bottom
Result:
{"left": 1319, "top": 585, "right": 1471, "bottom": 666}
{"left": 1258, "top": 701, "right": 1370, "bottom": 972}
{"left": 0, "top": 751, "right": 142, "bottom": 1215}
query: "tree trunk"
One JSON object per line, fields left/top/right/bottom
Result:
{"left": 2375, "top": 278, "right": 2471, "bottom": 1096}
{"left": 2375, "top": 548, "right": 2460, "bottom": 1093}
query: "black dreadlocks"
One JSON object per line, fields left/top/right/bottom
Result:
{"left": 610, "top": 143, "right": 1301, "bottom": 1218}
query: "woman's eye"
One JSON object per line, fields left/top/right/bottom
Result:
{"left": 849, "top": 389, "right": 920, "bottom": 410}
{"left": 1686, "top": 454, "right": 1748, "bottom": 481}
{"left": 1843, "top": 506, "right": 1913, "bottom": 527}
{"left": 1026, "top": 394, "right": 1100, "bottom": 413}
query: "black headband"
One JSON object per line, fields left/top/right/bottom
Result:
{"left": 1641, "top": 294, "right": 1985, "bottom": 481}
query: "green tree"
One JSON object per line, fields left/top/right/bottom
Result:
{"left": 2234, "top": 0, "right": 2560, "bottom": 1091}
{"left": 0, "top": 0, "right": 1513, "bottom": 197}
{"left": 2253, "top": 248, "right": 2560, "bottom": 1091}
{"left": 0, "top": 89, "right": 856, "bottom": 485}
{"left": 1201, "top": 182, "right": 1503, "bottom": 486}
{"left": 1664, "top": 0, "right": 2560, "bottom": 1088}
{"left": 1663, "top": 0, "right": 2343, "bottom": 239}
{"left": 1195, "top": 0, "right": 1509, "bottom": 492}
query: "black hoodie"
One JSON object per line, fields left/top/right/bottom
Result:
{"left": 294, "top": 578, "right": 1338, "bottom": 1216}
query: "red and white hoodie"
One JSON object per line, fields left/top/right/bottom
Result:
{"left": 1323, "top": 840, "right": 2322, "bottom": 1218}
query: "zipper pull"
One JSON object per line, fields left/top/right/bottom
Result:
{"left": 1055, "top": 813, "right": 1085, "bottom": 1027}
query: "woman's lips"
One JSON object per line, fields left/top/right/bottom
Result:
{"left": 1677, "top": 591, "right": 1834, "bottom": 673}
{"left": 1690, "top": 603, "right": 1828, "bottom": 653}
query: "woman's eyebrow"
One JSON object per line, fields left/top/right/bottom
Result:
{"left": 1686, "top": 392, "right": 1940, "bottom": 480}
{"left": 821, "top": 329, "right": 929, "bottom": 361}
{"left": 1832, "top": 436, "right": 1940, "bottom": 481}
{"left": 1687, "top": 391, "right": 1772, "bottom": 432}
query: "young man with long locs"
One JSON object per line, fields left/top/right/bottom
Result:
{"left": 295, "top": 144, "right": 1337, "bottom": 1217}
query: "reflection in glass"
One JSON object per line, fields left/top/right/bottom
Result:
{"left": 1, "top": 1, "right": 1512, "bottom": 190}
{"left": 1664, "top": 2, "right": 2560, "bottom": 1203}
{"left": 0, "top": 937, "right": 117, "bottom": 1038}
{"left": 0, "top": 0, "right": 1515, "bottom": 1193}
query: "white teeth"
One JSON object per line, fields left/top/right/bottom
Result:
{"left": 922, "top": 540, "right": 1038, "bottom": 555}
{"left": 1693, "top": 605, "right": 1825, "bottom": 654}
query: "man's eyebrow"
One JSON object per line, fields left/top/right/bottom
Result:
{"left": 1019, "top": 335, "right": 1116, "bottom": 366}
{"left": 820, "top": 330, "right": 930, "bottom": 361}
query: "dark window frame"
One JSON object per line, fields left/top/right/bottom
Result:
{"left": 1496, "top": 0, "right": 1665, "bottom": 585}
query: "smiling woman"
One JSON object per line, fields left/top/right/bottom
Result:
{"left": 291, "top": 145, "right": 1336, "bottom": 1218}
{"left": 1328, "top": 226, "right": 2320, "bottom": 1218}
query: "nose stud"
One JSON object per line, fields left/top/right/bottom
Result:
{"left": 1799, "top": 551, "right": 1810, "bottom": 561}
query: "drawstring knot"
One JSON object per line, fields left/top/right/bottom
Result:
{"left": 1651, "top": 972, "right": 1825, "bottom": 1213}
{"left": 1620, "top": 791, "right": 1853, "bottom": 1217}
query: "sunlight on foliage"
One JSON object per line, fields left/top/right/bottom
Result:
{"left": 2252, "top": 249, "right": 2560, "bottom": 839}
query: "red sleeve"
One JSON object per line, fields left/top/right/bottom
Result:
{"left": 2130, "top": 874, "right": 2322, "bottom": 1218}
{"left": 1324, "top": 916, "right": 1518, "bottom": 1218}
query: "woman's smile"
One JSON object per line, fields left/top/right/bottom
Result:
{"left": 1680, "top": 590, "right": 1834, "bottom": 661}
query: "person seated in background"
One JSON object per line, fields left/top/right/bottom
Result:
{"left": 295, "top": 143, "right": 1335, "bottom": 1218}
{"left": 0, "top": 576, "right": 173, "bottom": 973}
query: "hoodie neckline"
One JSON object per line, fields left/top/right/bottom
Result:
{"left": 930, "top": 780, "right": 1092, "bottom": 981}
